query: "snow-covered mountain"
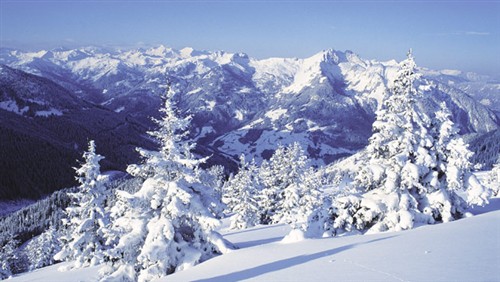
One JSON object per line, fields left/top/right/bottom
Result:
{"left": 0, "top": 46, "right": 499, "bottom": 199}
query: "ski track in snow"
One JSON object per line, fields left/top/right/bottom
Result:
{"left": 342, "top": 258, "right": 409, "bottom": 282}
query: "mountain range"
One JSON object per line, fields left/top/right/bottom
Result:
{"left": 1, "top": 46, "right": 499, "bottom": 200}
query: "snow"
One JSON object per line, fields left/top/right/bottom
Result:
{"left": 264, "top": 108, "right": 288, "bottom": 122}
{"left": 441, "top": 69, "right": 462, "bottom": 76}
{"left": 10, "top": 262, "right": 101, "bottom": 281}
{"left": 11, "top": 197, "right": 500, "bottom": 282}
{"left": 114, "top": 106, "right": 125, "bottom": 113}
{"left": 234, "top": 110, "right": 244, "bottom": 121}
{"left": 282, "top": 54, "right": 323, "bottom": 94}
{"left": 186, "top": 87, "right": 202, "bottom": 95}
{"left": 480, "top": 98, "right": 492, "bottom": 106}
{"left": 0, "top": 100, "right": 29, "bottom": 115}
{"left": 35, "top": 108, "right": 63, "bottom": 117}
{"left": 205, "top": 100, "right": 216, "bottom": 111}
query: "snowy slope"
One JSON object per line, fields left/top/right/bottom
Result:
{"left": 10, "top": 198, "right": 500, "bottom": 282}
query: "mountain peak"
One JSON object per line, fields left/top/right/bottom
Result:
{"left": 145, "top": 45, "right": 174, "bottom": 57}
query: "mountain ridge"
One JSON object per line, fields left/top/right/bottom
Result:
{"left": 0, "top": 46, "right": 499, "bottom": 199}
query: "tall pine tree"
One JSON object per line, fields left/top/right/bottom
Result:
{"left": 55, "top": 140, "right": 110, "bottom": 268}
{"left": 323, "top": 51, "right": 490, "bottom": 235}
{"left": 104, "top": 86, "right": 232, "bottom": 282}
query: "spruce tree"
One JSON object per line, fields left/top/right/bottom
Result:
{"left": 25, "top": 225, "right": 61, "bottom": 270}
{"left": 259, "top": 143, "right": 315, "bottom": 224}
{"left": 105, "top": 86, "right": 232, "bottom": 282}
{"left": 325, "top": 51, "right": 490, "bottom": 235}
{"left": 487, "top": 157, "right": 500, "bottom": 196}
{"left": 0, "top": 238, "right": 19, "bottom": 279}
{"left": 273, "top": 143, "right": 321, "bottom": 229}
{"left": 224, "top": 155, "right": 261, "bottom": 229}
{"left": 54, "top": 140, "right": 110, "bottom": 268}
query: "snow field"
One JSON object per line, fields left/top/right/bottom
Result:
{"left": 166, "top": 205, "right": 500, "bottom": 282}
{"left": 10, "top": 198, "right": 499, "bottom": 282}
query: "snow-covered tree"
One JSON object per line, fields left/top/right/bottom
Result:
{"left": 127, "top": 87, "right": 200, "bottom": 181}
{"left": 24, "top": 225, "right": 61, "bottom": 270}
{"left": 223, "top": 155, "right": 261, "bottom": 229}
{"left": 274, "top": 144, "right": 322, "bottom": 230}
{"left": 429, "top": 102, "right": 490, "bottom": 219}
{"left": 0, "top": 238, "right": 19, "bottom": 279}
{"left": 259, "top": 142, "right": 318, "bottom": 225}
{"left": 324, "top": 51, "right": 490, "bottom": 235}
{"left": 54, "top": 140, "right": 110, "bottom": 268}
{"left": 259, "top": 145, "right": 288, "bottom": 224}
{"left": 105, "top": 87, "right": 232, "bottom": 282}
{"left": 487, "top": 157, "right": 500, "bottom": 196}
{"left": 197, "top": 165, "right": 226, "bottom": 218}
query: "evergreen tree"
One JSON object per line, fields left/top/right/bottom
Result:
{"left": 223, "top": 155, "right": 261, "bottom": 229}
{"left": 259, "top": 145, "right": 287, "bottom": 224}
{"left": 325, "top": 51, "right": 490, "bottom": 235}
{"left": 426, "top": 102, "right": 490, "bottom": 221}
{"left": 273, "top": 143, "right": 321, "bottom": 229}
{"left": 25, "top": 225, "right": 61, "bottom": 270}
{"left": 105, "top": 87, "right": 232, "bottom": 282}
{"left": 487, "top": 157, "right": 500, "bottom": 196}
{"left": 54, "top": 140, "right": 110, "bottom": 268}
{"left": 0, "top": 238, "right": 19, "bottom": 279}
{"left": 259, "top": 142, "right": 315, "bottom": 224}
{"left": 197, "top": 165, "right": 226, "bottom": 218}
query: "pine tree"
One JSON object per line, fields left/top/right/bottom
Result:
{"left": 127, "top": 86, "right": 200, "bottom": 181}
{"left": 259, "top": 143, "right": 315, "bottom": 224}
{"left": 273, "top": 143, "right": 321, "bottom": 229}
{"left": 54, "top": 140, "right": 110, "bottom": 268}
{"left": 487, "top": 157, "right": 500, "bottom": 196}
{"left": 326, "top": 51, "right": 490, "bottom": 235}
{"left": 259, "top": 144, "right": 287, "bottom": 224}
{"left": 224, "top": 155, "right": 261, "bottom": 229}
{"left": 105, "top": 87, "right": 232, "bottom": 282}
{"left": 25, "top": 225, "right": 61, "bottom": 270}
{"left": 197, "top": 165, "right": 226, "bottom": 218}
{"left": 0, "top": 238, "right": 19, "bottom": 279}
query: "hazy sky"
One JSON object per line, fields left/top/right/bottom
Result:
{"left": 1, "top": 0, "right": 499, "bottom": 75}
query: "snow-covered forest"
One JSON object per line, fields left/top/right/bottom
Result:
{"left": 1, "top": 52, "right": 499, "bottom": 281}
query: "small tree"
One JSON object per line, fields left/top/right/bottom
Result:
{"left": 25, "top": 225, "right": 61, "bottom": 270}
{"left": 0, "top": 238, "right": 19, "bottom": 279}
{"left": 224, "top": 155, "right": 261, "bottom": 229}
{"left": 197, "top": 165, "right": 226, "bottom": 218}
{"left": 487, "top": 157, "right": 500, "bottom": 196}
{"left": 273, "top": 143, "right": 321, "bottom": 229}
{"left": 259, "top": 145, "right": 288, "bottom": 224}
{"left": 55, "top": 140, "right": 110, "bottom": 268}
{"left": 259, "top": 142, "right": 316, "bottom": 224}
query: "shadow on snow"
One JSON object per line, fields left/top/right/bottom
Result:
{"left": 194, "top": 236, "right": 396, "bottom": 282}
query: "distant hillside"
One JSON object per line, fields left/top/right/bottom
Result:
{"left": 0, "top": 66, "right": 154, "bottom": 200}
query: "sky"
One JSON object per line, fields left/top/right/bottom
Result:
{"left": 0, "top": 0, "right": 499, "bottom": 75}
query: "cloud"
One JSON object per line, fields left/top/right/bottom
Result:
{"left": 425, "top": 31, "right": 490, "bottom": 36}
{"left": 463, "top": 31, "right": 490, "bottom": 36}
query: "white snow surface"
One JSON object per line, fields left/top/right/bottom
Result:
{"left": 0, "top": 100, "right": 29, "bottom": 115}
{"left": 11, "top": 197, "right": 500, "bottom": 282}
{"left": 35, "top": 108, "right": 63, "bottom": 117}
